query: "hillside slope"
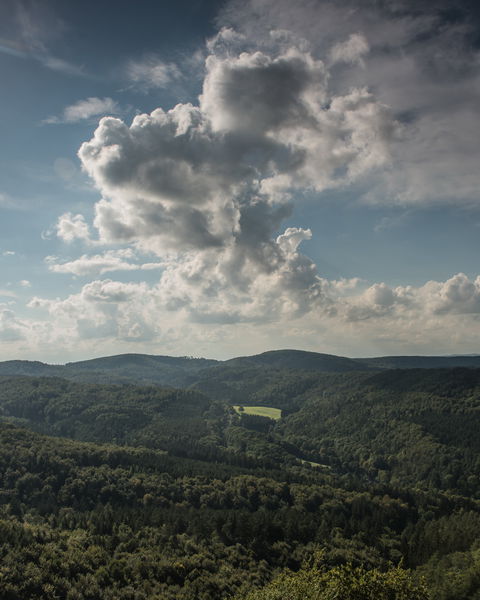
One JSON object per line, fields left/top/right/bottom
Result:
{"left": 0, "top": 365, "right": 480, "bottom": 599}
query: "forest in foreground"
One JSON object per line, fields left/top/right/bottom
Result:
{"left": 0, "top": 350, "right": 479, "bottom": 599}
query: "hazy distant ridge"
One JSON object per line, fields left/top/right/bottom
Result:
{"left": 0, "top": 349, "right": 479, "bottom": 387}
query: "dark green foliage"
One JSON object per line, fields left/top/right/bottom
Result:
{"left": 278, "top": 368, "right": 480, "bottom": 495}
{"left": 0, "top": 364, "right": 479, "bottom": 598}
{"left": 360, "top": 356, "right": 480, "bottom": 370}
{"left": 238, "top": 413, "right": 275, "bottom": 433}
{"left": 0, "top": 423, "right": 437, "bottom": 599}
{"left": 236, "top": 560, "right": 430, "bottom": 600}
{"left": 0, "top": 376, "right": 215, "bottom": 452}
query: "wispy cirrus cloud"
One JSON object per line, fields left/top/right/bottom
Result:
{"left": 0, "top": 0, "right": 87, "bottom": 76}
{"left": 0, "top": 290, "right": 17, "bottom": 299}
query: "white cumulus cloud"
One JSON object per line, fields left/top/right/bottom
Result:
{"left": 0, "top": 307, "right": 28, "bottom": 342}
{"left": 29, "top": 279, "right": 158, "bottom": 342}
{"left": 22, "top": 272, "right": 480, "bottom": 358}
{"left": 72, "top": 31, "right": 399, "bottom": 329}
{"left": 26, "top": 6, "right": 479, "bottom": 361}
{"left": 56, "top": 213, "right": 91, "bottom": 243}
{"left": 219, "top": 0, "right": 480, "bottom": 207}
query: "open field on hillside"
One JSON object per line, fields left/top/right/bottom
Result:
{"left": 233, "top": 405, "right": 282, "bottom": 420}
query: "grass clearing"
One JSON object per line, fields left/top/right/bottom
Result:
{"left": 233, "top": 405, "right": 282, "bottom": 420}
{"left": 299, "top": 458, "right": 331, "bottom": 469}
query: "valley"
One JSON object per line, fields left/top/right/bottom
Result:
{"left": 0, "top": 350, "right": 478, "bottom": 598}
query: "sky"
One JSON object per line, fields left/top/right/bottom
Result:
{"left": 0, "top": 0, "right": 479, "bottom": 362}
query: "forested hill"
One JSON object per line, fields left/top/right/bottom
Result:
{"left": 0, "top": 353, "right": 219, "bottom": 386}
{"left": 0, "top": 349, "right": 479, "bottom": 387}
{"left": 2, "top": 368, "right": 480, "bottom": 493}
{"left": 0, "top": 366, "right": 480, "bottom": 597}
{"left": 223, "top": 350, "right": 365, "bottom": 372}
{"left": 0, "top": 422, "right": 466, "bottom": 600}
{"left": 67, "top": 353, "right": 219, "bottom": 386}
{"left": 358, "top": 354, "right": 480, "bottom": 369}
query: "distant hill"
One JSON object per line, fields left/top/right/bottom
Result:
{"left": 228, "top": 350, "right": 480, "bottom": 372}
{"left": 0, "top": 354, "right": 219, "bottom": 387}
{"left": 224, "top": 349, "right": 366, "bottom": 372}
{"left": 0, "top": 360, "right": 64, "bottom": 377}
{"left": 0, "top": 350, "right": 478, "bottom": 387}
{"left": 67, "top": 353, "right": 219, "bottom": 386}
{"left": 69, "top": 353, "right": 218, "bottom": 371}
{"left": 355, "top": 355, "right": 480, "bottom": 370}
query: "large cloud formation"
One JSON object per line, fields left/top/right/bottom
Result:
{"left": 16, "top": 1, "right": 480, "bottom": 359}
{"left": 219, "top": 0, "right": 480, "bottom": 206}
{"left": 75, "top": 30, "right": 397, "bottom": 326}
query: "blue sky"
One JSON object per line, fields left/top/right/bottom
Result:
{"left": 0, "top": 0, "right": 479, "bottom": 362}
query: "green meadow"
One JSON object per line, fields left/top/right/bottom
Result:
{"left": 233, "top": 405, "right": 282, "bottom": 420}
{"left": 299, "top": 458, "right": 331, "bottom": 469}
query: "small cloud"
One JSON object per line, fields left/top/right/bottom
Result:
{"left": 2, "top": 250, "right": 15, "bottom": 257}
{"left": 41, "top": 55, "right": 86, "bottom": 77}
{"left": 47, "top": 249, "right": 138, "bottom": 276}
{"left": 46, "top": 250, "right": 163, "bottom": 277}
{"left": 56, "top": 213, "right": 91, "bottom": 243}
{"left": 19, "top": 280, "right": 31, "bottom": 288}
{"left": 276, "top": 227, "right": 312, "bottom": 255}
{"left": 329, "top": 33, "right": 369, "bottom": 67}
{"left": 43, "top": 97, "right": 120, "bottom": 125}
{"left": 126, "top": 55, "right": 181, "bottom": 90}
{"left": 374, "top": 211, "right": 411, "bottom": 233}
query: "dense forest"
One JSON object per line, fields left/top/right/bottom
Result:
{"left": 0, "top": 351, "right": 479, "bottom": 598}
